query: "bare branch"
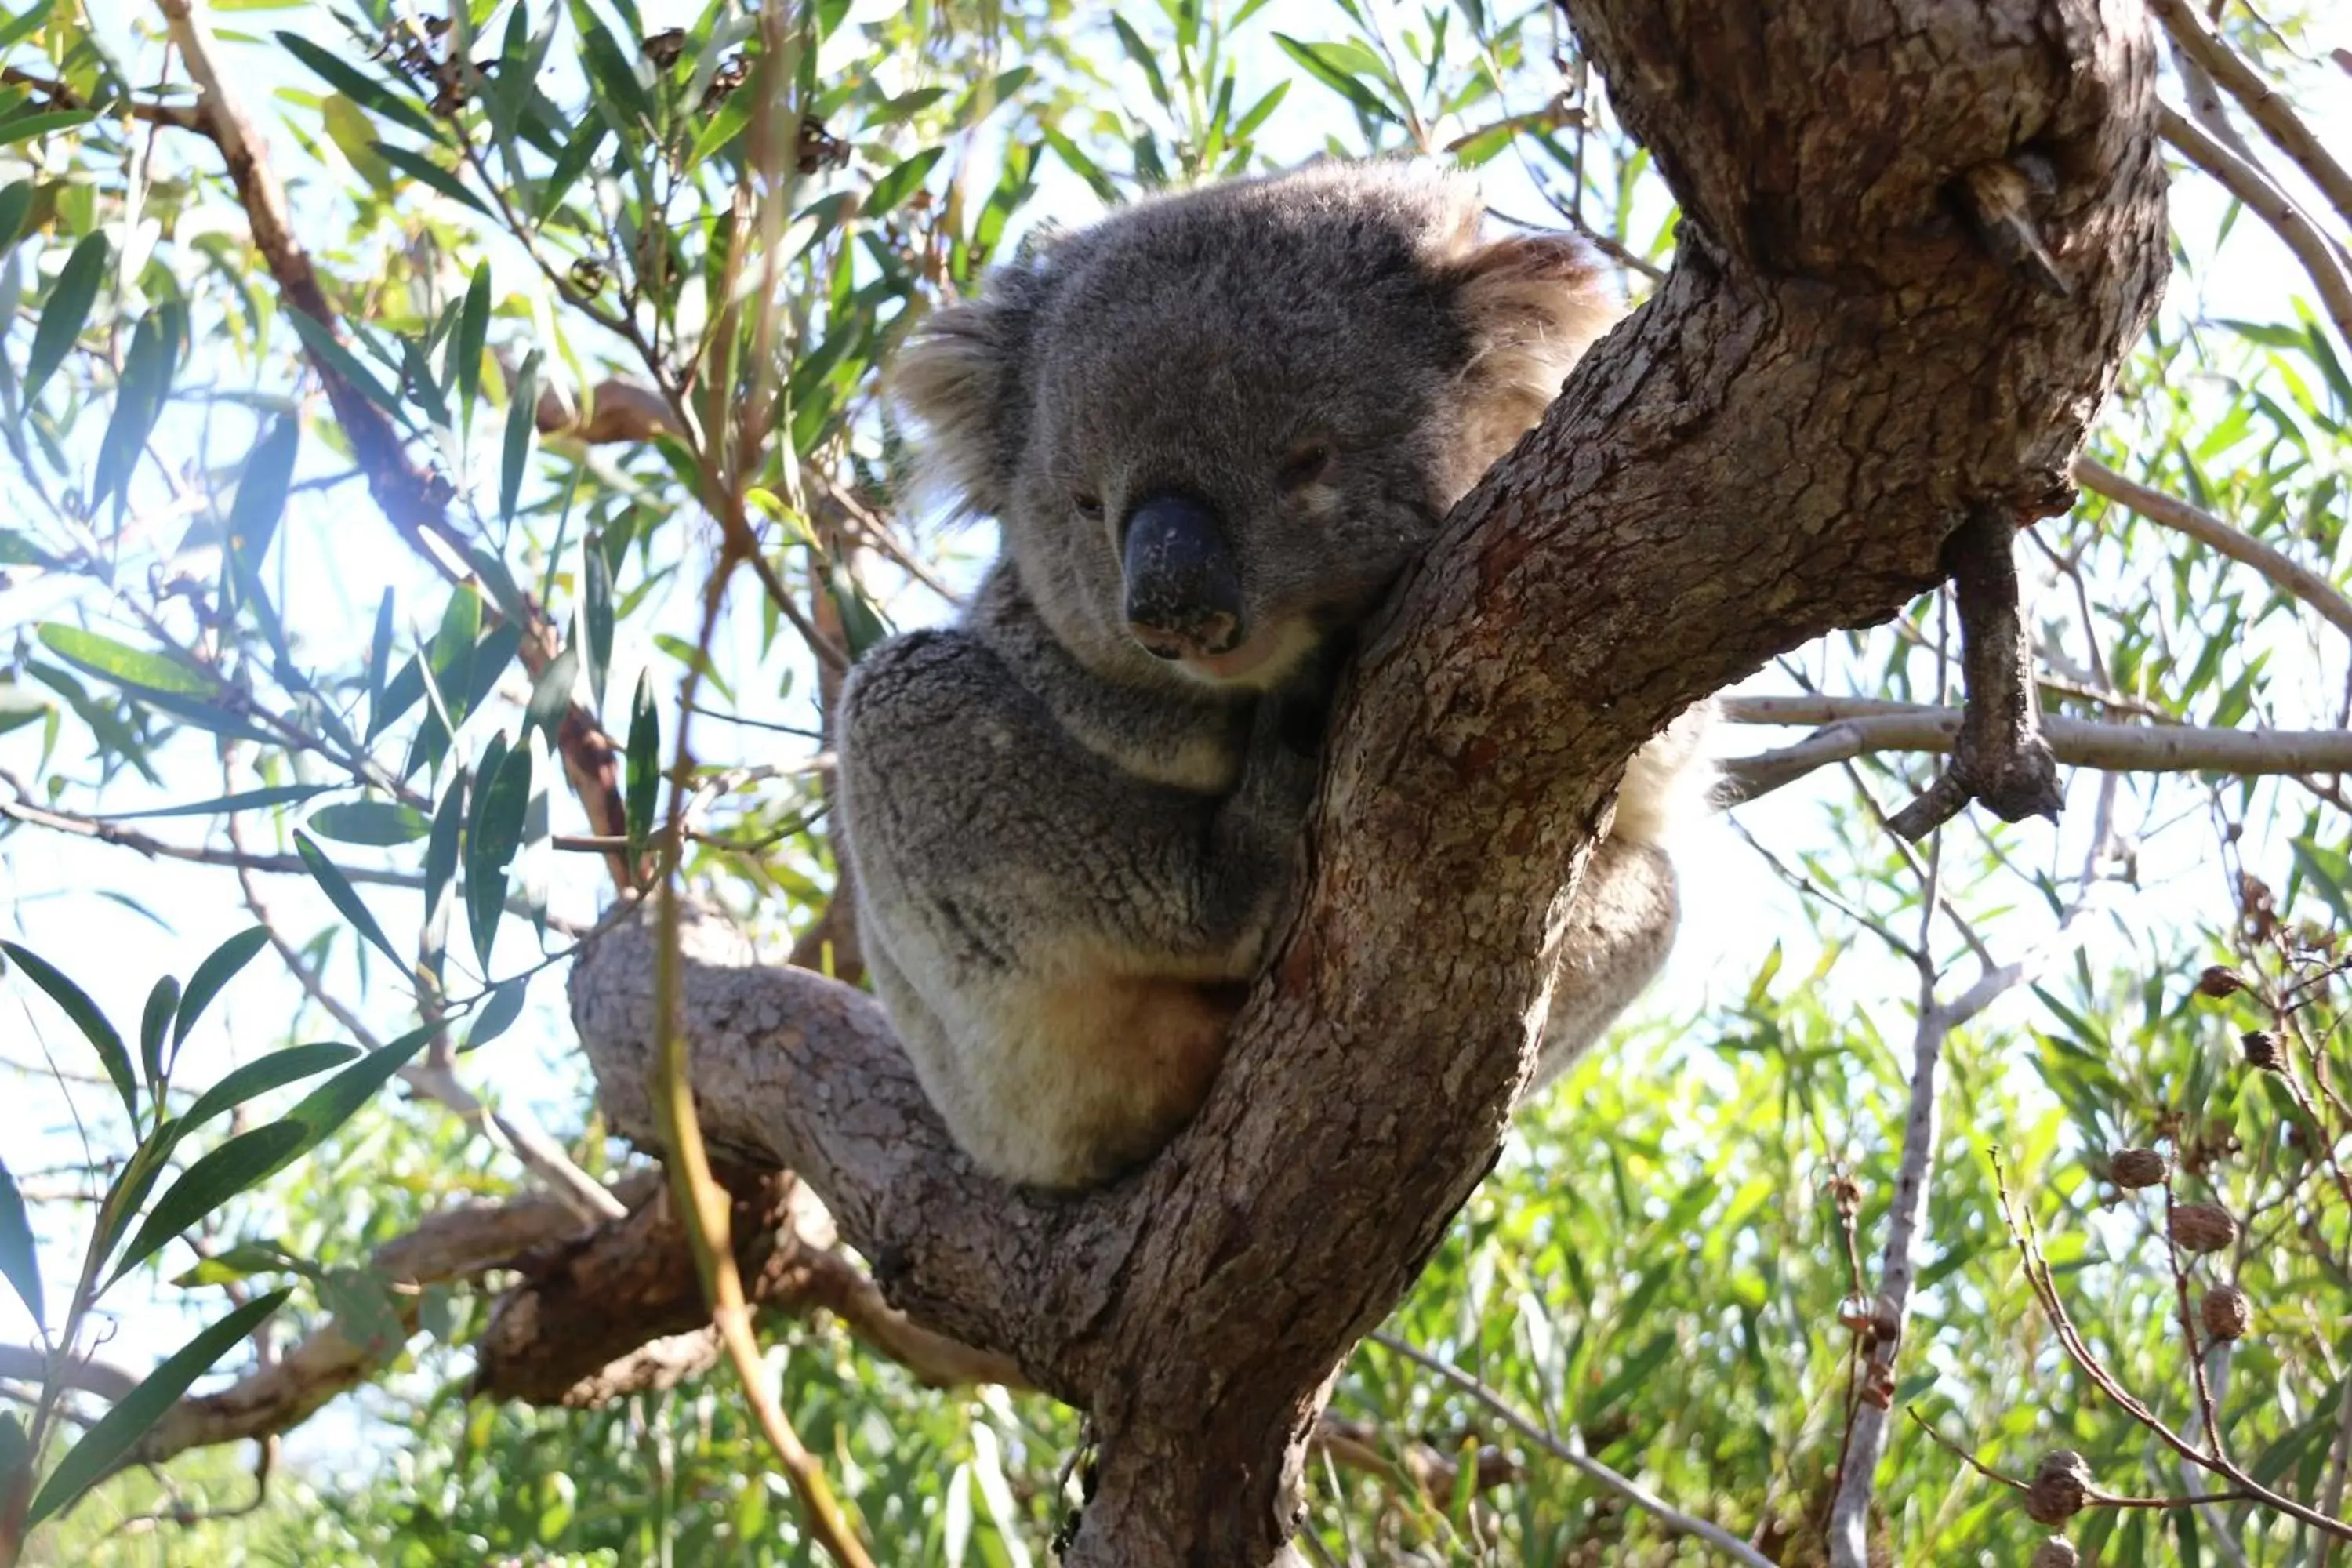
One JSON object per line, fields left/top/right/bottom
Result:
{"left": 2074, "top": 455, "right": 2352, "bottom": 643}
{"left": 1887, "top": 503, "right": 2064, "bottom": 840}
{"left": 2158, "top": 104, "right": 2352, "bottom": 349}
{"left": 2147, "top": 0, "right": 2352, "bottom": 234}
{"left": 1719, "top": 696, "right": 2352, "bottom": 803}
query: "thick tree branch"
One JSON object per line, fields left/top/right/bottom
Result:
{"left": 2157, "top": 103, "right": 2352, "bottom": 347}
{"left": 2145, "top": 0, "right": 2352, "bottom": 234}
{"left": 568, "top": 2, "right": 2166, "bottom": 1558}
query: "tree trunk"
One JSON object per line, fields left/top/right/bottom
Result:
{"left": 569, "top": 0, "right": 2168, "bottom": 1558}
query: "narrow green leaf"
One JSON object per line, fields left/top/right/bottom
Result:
{"left": 172, "top": 926, "right": 272, "bottom": 1057}
{"left": 24, "top": 230, "right": 111, "bottom": 405}
{"left": 227, "top": 416, "right": 299, "bottom": 575}
{"left": 0, "top": 180, "right": 31, "bottom": 253}
{"left": 176, "top": 1042, "right": 361, "bottom": 1140}
{"left": 0, "top": 109, "right": 93, "bottom": 147}
{"left": 0, "top": 1160, "right": 40, "bottom": 1332}
{"left": 372, "top": 142, "right": 496, "bottom": 219}
{"left": 536, "top": 118, "right": 606, "bottom": 220}
{"left": 307, "top": 800, "right": 433, "bottom": 846}
{"left": 456, "top": 262, "right": 490, "bottom": 421}
{"left": 422, "top": 767, "right": 467, "bottom": 982}
{"left": 626, "top": 668, "right": 659, "bottom": 853}
{"left": 139, "top": 976, "right": 180, "bottom": 1094}
{"left": 1, "top": 941, "right": 136, "bottom": 1121}
{"left": 1110, "top": 15, "right": 1170, "bottom": 107}
{"left": 283, "top": 309, "right": 402, "bottom": 415}
{"left": 465, "top": 739, "right": 532, "bottom": 969}
{"left": 93, "top": 785, "right": 332, "bottom": 822}
{"left": 108, "top": 1121, "right": 309, "bottom": 1284}
{"left": 274, "top": 31, "right": 441, "bottom": 136}
{"left": 524, "top": 644, "right": 578, "bottom": 742}
{"left": 270, "top": 1025, "right": 434, "bottom": 1178}
{"left": 38, "top": 624, "right": 217, "bottom": 699}
{"left": 93, "top": 310, "right": 174, "bottom": 515}
{"left": 366, "top": 589, "right": 396, "bottom": 722}
{"left": 502, "top": 347, "right": 543, "bottom": 524}
{"left": 292, "top": 831, "right": 405, "bottom": 968}
{"left": 463, "top": 978, "right": 528, "bottom": 1052}
{"left": 582, "top": 535, "right": 613, "bottom": 712}
{"left": 864, "top": 146, "right": 944, "bottom": 221}
{"left": 27, "top": 1290, "right": 292, "bottom": 1525}
{"left": 1270, "top": 34, "right": 1400, "bottom": 125}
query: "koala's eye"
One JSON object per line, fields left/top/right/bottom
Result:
{"left": 1073, "top": 492, "right": 1105, "bottom": 520}
{"left": 1278, "top": 443, "right": 1333, "bottom": 492}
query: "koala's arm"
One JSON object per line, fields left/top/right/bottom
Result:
{"left": 837, "top": 629, "right": 1312, "bottom": 1189}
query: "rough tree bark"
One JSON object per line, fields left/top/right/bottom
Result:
{"left": 569, "top": 0, "right": 2166, "bottom": 1559}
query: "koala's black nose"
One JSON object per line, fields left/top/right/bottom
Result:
{"left": 1121, "top": 494, "right": 1243, "bottom": 659}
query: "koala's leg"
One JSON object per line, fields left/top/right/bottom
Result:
{"left": 1531, "top": 837, "right": 1679, "bottom": 1088}
{"left": 839, "top": 630, "right": 1312, "bottom": 1189}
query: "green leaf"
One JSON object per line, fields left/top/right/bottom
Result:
{"left": 284, "top": 310, "right": 404, "bottom": 415}
{"left": 502, "top": 347, "right": 542, "bottom": 523}
{"left": 0, "top": 179, "right": 31, "bottom": 253}
{"left": 1110, "top": 15, "right": 1170, "bottom": 107}
{"left": 1, "top": 940, "right": 136, "bottom": 1121}
{"left": 270, "top": 1024, "right": 434, "bottom": 1176}
{"left": 864, "top": 146, "right": 944, "bottom": 221}
{"left": 93, "top": 784, "right": 334, "bottom": 821}
{"left": 176, "top": 1043, "right": 361, "bottom": 1141}
{"left": 366, "top": 589, "right": 396, "bottom": 720}
{"left": 372, "top": 142, "right": 496, "bottom": 219}
{"left": 536, "top": 118, "right": 606, "bottom": 220}
{"left": 27, "top": 1290, "right": 292, "bottom": 1525}
{"left": 583, "top": 535, "right": 613, "bottom": 711}
{"left": 626, "top": 668, "right": 659, "bottom": 854}
{"left": 274, "top": 31, "right": 441, "bottom": 137}
{"left": 466, "top": 739, "right": 532, "bottom": 969}
{"left": 172, "top": 926, "right": 272, "bottom": 1058}
{"left": 24, "top": 230, "right": 111, "bottom": 405}
{"left": 108, "top": 1120, "right": 309, "bottom": 1284}
{"left": 422, "top": 767, "right": 466, "bottom": 982}
{"left": 0, "top": 108, "right": 93, "bottom": 146}
{"left": 93, "top": 308, "right": 176, "bottom": 517}
{"left": 463, "top": 977, "right": 528, "bottom": 1052}
{"left": 0, "top": 1160, "right": 40, "bottom": 1331}
{"left": 227, "top": 416, "right": 299, "bottom": 574}
{"left": 0, "top": 681, "right": 49, "bottom": 737}
{"left": 292, "top": 831, "right": 406, "bottom": 969}
{"left": 38, "top": 623, "right": 216, "bottom": 698}
{"left": 1270, "top": 34, "right": 1400, "bottom": 125}
{"left": 456, "top": 261, "right": 490, "bottom": 421}
{"left": 524, "top": 644, "right": 578, "bottom": 742}
{"left": 307, "top": 800, "right": 434, "bottom": 846}
{"left": 139, "top": 975, "right": 180, "bottom": 1094}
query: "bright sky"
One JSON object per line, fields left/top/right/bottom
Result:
{"left": 1, "top": 0, "right": 2347, "bottom": 1461}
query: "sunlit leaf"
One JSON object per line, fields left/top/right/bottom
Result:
{"left": 292, "top": 830, "right": 406, "bottom": 969}
{"left": 23, "top": 230, "right": 109, "bottom": 404}
{"left": 1, "top": 940, "right": 136, "bottom": 1121}
{"left": 0, "top": 1160, "right": 39, "bottom": 1331}
{"left": 172, "top": 926, "right": 273, "bottom": 1058}
{"left": 307, "top": 800, "right": 434, "bottom": 846}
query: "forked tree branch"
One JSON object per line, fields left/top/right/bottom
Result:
{"left": 568, "top": 1, "right": 2167, "bottom": 1554}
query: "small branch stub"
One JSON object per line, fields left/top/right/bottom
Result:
{"left": 1890, "top": 502, "right": 2067, "bottom": 841}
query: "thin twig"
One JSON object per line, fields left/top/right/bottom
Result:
{"left": 1368, "top": 1333, "right": 1774, "bottom": 1567}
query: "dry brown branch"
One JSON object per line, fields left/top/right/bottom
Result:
{"left": 2074, "top": 455, "right": 2352, "bottom": 641}
{"left": 1717, "top": 696, "right": 2352, "bottom": 803}
{"left": 1887, "top": 503, "right": 2065, "bottom": 840}
{"left": 0, "top": 67, "right": 201, "bottom": 131}
{"left": 2147, "top": 0, "right": 2352, "bottom": 233}
{"left": 2157, "top": 103, "right": 2352, "bottom": 347}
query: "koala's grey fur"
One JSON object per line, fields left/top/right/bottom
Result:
{"left": 838, "top": 161, "right": 1709, "bottom": 1190}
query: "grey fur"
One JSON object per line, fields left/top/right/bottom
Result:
{"left": 839, "top": 162, "right": 1706, "bottom": 1189}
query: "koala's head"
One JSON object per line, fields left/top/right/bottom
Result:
{"left": 891, "top": 161, "right": 1617, "bottom": 692}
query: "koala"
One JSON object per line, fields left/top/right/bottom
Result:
{"left": 837, "top": 161, "right": 1708, "bottom": 1190}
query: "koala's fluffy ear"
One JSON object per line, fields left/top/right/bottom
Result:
{"left": 1445, "top": 233, "right": 1619, "bottom": 468}
{"left": 888, "top": 256, "right": 1052, "bottom": 520}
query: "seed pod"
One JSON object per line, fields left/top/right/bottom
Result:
{"left": 2170, "top": 1202, "right": 2241, "bottom": 1254}
{"left": 2197, "top": 964, "right": 2249, "bottom": 998}
{"left": 2109, "top": 1148, "right": 2168, "bottom": 1189}
{"left": 2241, "top": 1029, "right": 2283, "bottom": 1071}
{"left": 2031, "top": 1537, "right": 2081, "bottom": 1568}
{"left": 2025, "top": 1450, "right": 2094, "bottom": 1526}
{"left": 2202, "top": 1283, "right": 2253, "bottom": 1341}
